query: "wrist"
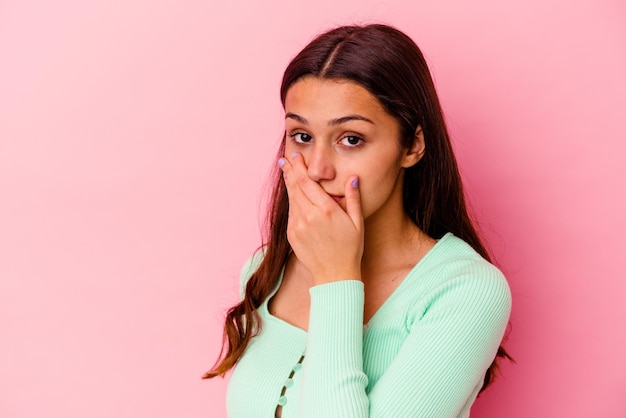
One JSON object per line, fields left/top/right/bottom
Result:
{"left": 312, "top": 270, "right": 362, "bottom": 286}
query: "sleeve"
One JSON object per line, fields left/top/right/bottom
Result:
{"left": 299, "top": 265, "right": 512, "bottom": 418}
{"left": 300, "top": 280, "right": 369, "bottom": 417}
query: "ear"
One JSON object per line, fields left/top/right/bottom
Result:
{"left": 400, "top": 125, "right": 425, "bottom": 168}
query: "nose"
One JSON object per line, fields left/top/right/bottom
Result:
{"left": 306, "top": 144, "right": 336, "bottom": 183}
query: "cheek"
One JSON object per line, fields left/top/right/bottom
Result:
{"left": 357, "top": 164, "right": 403, "bottom": 217}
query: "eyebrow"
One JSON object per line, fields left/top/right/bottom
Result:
{"left": 285, "top": 112, "right": 374, "bottom": 126}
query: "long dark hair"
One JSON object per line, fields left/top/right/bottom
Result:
{"left": 205, "top": 23, "right": 511, "bottom": 391}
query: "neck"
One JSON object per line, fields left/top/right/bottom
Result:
{"left": 359, "top": 171, "right": 435, "bottom": 279}
{"left": 361, "top": 208, "right": 427, "bottom": 278}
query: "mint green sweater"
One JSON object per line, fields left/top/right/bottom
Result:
{"left": 226, "top": 233, "right": 511, "bottom": 417}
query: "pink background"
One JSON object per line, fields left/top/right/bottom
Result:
{"left": 1, "top": 0, "right": 625, "bottom": 417}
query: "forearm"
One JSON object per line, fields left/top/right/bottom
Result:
{"left": 300, "top": 280, "right": 369, "bottom": 418}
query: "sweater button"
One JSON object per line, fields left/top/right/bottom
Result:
{"left": 293, "top": 363, "right": 302, "bottom": 371}
{"left": 285, "top": 378, "right": 293, "bottom": 388}
{"left": 278, "top": 396, "right": 287, "bottom": 406}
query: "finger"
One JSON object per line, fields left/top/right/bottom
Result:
{"left": 290, "top": 152, "right": 335, "bottom": 207}
{"left": 344, "top": 175, "right": 364, "bottom": 229}
{"left": 278, "top": 156, "right": 312, "bottom": 212}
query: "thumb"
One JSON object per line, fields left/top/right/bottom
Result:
{"left": 344, "top": 176, "right": 363, "bottom": 229}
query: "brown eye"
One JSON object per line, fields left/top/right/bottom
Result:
{"left": 341, "top": 135, "right": 363, "bottom": 147}
{"left": 291, "top": 132, "right": 312, "bottom": 143}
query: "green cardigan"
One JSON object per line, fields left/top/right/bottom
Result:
{"left": 226, "top": 233, "right": 511, "bottom": 417}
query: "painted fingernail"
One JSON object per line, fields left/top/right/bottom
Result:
{"left": 291, "top": 151, "right": 298, "bottom": 158}
{"left": 351, "top": 177, "right": 359, "bottom": 188}
{"left": 278, "top": 158, "right": 285, "bottom": 168}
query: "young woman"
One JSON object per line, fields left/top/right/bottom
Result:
{"left": 205, "top": 24, "right": 512, "bottom": 418}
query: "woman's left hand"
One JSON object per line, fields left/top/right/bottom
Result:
{"left": 278, "top": 152, "right": 364, "bottom": 286}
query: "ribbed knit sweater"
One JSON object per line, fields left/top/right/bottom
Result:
{"left": 226, "top": 233, "right": 511, "bottom": 418}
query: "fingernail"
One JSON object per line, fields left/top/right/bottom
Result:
{"left": 278, "top": 158, "right": 285, "bottom": 168}
{"left": 351, "top": 177, "right": 359, "bottom": 188}
{"left": 291, "top": 151, "right": 298, "bottom": 158}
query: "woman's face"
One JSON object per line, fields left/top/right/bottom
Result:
{"left": 283, "top": 76, "right": 424, "bottom": 222}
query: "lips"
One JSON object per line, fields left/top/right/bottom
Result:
{"left": 328, "top": 194, "right": 343, "bottom": 203}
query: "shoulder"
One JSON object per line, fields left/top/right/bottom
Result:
{"left": 438, "top": 234, "right": 508, "bottom": 289}
{"left": 238, "top": 247, "right": 266, "bottom": 300}
{"left": 427, "top": 233, "right": 508, "bottom": 287}
{"left": 409, "top": 233, "right": 512, "bottom": 323}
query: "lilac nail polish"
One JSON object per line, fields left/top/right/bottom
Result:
{"left": 291, "top": 151, "right": 298, "bottom": 158}
{"left": 278, "top": 158, "right": 285, "bottom": 167}
{"left": 352, "top": 177, "right": 359, "bottom": 188}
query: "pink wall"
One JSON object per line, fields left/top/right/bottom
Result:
{"left": 1, "top": 0, "right": 624, "bottom": 417}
